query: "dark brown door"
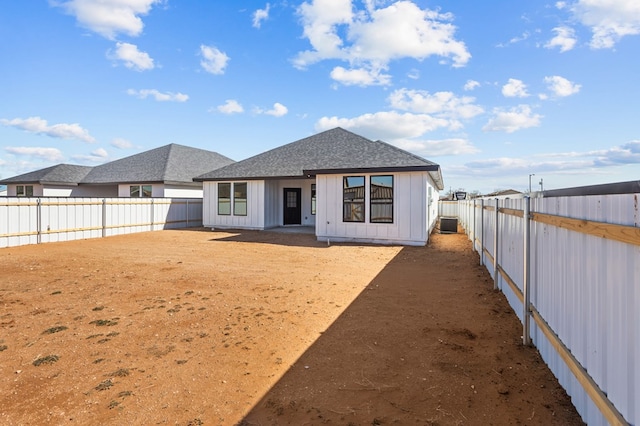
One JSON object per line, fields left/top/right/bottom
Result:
{"left": 283, "top": 188, "right": 302, "bottom": 225}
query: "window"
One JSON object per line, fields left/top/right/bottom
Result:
{"left": 343, "top": 176, "right": 365, "bottom": 222}
{"left": 218, "top": 183, "right": 231, "bottom": 215}
{"left": 130, "top": 185, "right": 152, "bottom": 197}
{"left": 16, "top": 185, "right": 33, "bottom": 197}
{"left": 233, "top": 182, "right": 247, "bottom": 216}
{"left": 370, "top": 175, "right": 393, "bottom": 223}
{"left": 311, "top": 184, "right": 316, "bottom": 215}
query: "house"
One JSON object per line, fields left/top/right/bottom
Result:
{"left": 0, "top": 144, "right": 234, "bottom": 198}
{"left": 195, "top": 127, "right": 444, "bottom": 246}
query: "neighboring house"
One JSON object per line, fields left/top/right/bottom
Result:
{"left": 195, "top": 127, "right": 444, "bottom": 246}
{"left": 0, "top": 144, "right": 234, "bottom": 198}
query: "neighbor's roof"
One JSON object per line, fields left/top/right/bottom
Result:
{"left": 0, "top": 164, "right": 92, "bottom": 185}
{"left": 195, "top": 128, "right": 444, "bottom": 190}
{"left": 81, "top": 144, "right": 235, "bottom": 185}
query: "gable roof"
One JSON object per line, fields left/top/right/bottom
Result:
{"left": 0, "top": 164, "right": 92, "bottom": 185}
{"left": 195, "top": 128, "right": 444, "bottom": 189}
{"left": 81, "top": 144, "right": 235, "bottom": 185}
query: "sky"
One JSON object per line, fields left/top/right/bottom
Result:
{"left": 1, "top": 0, "right": 639, "bottom": 195}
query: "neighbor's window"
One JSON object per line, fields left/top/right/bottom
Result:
{"left": 16, "top": 185, "right": 33, "bottom": 197}
{"left": 311, "top": 184, "right": 316, "bottom": 215}
{"left": 233, "top": 182, "right": 247, "bottom": 216}
{"left": 370, "top": 175, "right": 393, "bottom": 223}
{"left": 218, "top": 183, "right": 231, "bottom": 215}
{"left": 343, "top": 176, "right": 365, "bottom": 222}
{"left": 130, "top": 185, "right": 152, "bottom": 197}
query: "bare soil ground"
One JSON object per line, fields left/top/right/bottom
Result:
{"left": 0, "top": 228, "right": 583, "bottom": 425}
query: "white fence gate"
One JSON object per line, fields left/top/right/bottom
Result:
{"left": 0, "top": 197, "right": 203, "bottom": 248}
{"left": 440, "top": 190, "right": 639, "bottom": 426}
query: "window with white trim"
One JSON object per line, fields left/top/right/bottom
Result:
{"left": 130, "top": 185, "right": 152, "bottom": 197}
{"left": 16, "top": 185, "right": 34, "bottom": 197}
{"left": 218, "top": 183, "right": 231, "bottom": 215}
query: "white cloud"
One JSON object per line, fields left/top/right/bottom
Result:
{"left": 393, "top": 138, "right": 479, "bottom": 156}
{"left": 330, "top": 65, "right": 391, "bottom": 86}
{"left": 253, "top": 4, "right": 270, "bottom": 28}
{"left": 200, "top": 45, "right": 229, "bottom": 75}
{"left": 454, "top": 140, "right": 640, "bottom": 180}
{"left": 5, "top": 146, "right": 65, "bottom": 162}
{"left": 464, "top": 80, "right": 480, "bottom": 91}
{"left": 256, "top": 102, "right": 288, "bottom": 117}
{"left": 316, "top": 111, "right": 451, "bottom": 140}
{"left": 497, "top": 31, "right": 530, "bottom": 47}
{"left": 545, "top": 26, "right": 577, "bottom": 52}
{"left": 388, "top": 89, "right": 484, "bottom": 120}
{"left": 126, "top": 89, "right": 189, "bottom": 102}
{"left": 294, "top": 0, "right": 470, "bottom": 86}
{"left": 109, "top": 42, "right": 154, "bottom": 71}
{"left": 56, "top": 0, "right": 161, "bottom": 40}
{"left": 72, "top": 148, "right": 109, "bottom": 163}
{"left": 111, "top": 138, "right": 133, "bottom": 149}
{"left": 592, "top": 140, "right": 640, "bottom": 165}
{"left": 544, "top": 75, "right": 581, "bottom": 97}
{"left": 571, "top": 0, "right": 640, "bottom": 48}
{"left": 502, "top": 78, "right": 529, "bottom": 98}
{"left": 482, "top": 105, "right": 542, "bottom": 133}
{"left": 1, "top": 116, "right": 96, "bottom": 143}
{"left": 407, "top": 68, "right": 420, "bottom": 80}
{"left": 217, "top": 99, "right": 244, "bottom": 114}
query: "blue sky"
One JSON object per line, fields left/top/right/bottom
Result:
{"left": 1, "top": 0, "right": 639, "bottom": 194}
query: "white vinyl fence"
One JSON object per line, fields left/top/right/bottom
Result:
{"left": 440, "top": 191, "right": 639, "bottom": 426}
{"left": 0, "top": 197, "right": 203, "bottom": 248}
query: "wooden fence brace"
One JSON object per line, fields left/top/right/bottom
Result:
{"left": 493, "top": 198, "right": 499, "bottom": 290}
{"left": 523, "top": 196, "right": 531, "bottom": 346}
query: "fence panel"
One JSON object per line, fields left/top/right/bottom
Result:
{"left": 0, "top": 197, "right": 203, "bottom": 248}
{"left": 445, "top": 191, "right": 638, "bottom": 426}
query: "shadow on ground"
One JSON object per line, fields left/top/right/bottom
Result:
{"left": 237, "top": 230, "right": 583, "bottom": 426}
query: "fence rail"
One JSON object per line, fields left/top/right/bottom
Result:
{"left": 0, "top": 197, "right": 203, "bottom": 248}
{"left": 440, "top": 193, "right": 638, "bottom": 426}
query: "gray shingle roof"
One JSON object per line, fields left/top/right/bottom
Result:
{"left": 195, "top": 128, "right": 444, "bottom": 189}
{"left": 0, "top": 164, "right": 92, "bottom": 185}
{"left": 82, "top": 144, "right": 235, "bottom": 185}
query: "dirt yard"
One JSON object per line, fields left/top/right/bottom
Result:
{"left": 0, "top": 227, "right": 583, "bottom": 425}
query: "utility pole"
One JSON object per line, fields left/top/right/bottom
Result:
{"left": 539, "top": 178, "right": 543, "bottom": 191}
{"left": 528, "top": 173, "right": 535, "bottom": 193}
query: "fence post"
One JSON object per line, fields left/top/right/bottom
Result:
{"left": 186, "top": 199, "right": 189, "bottom": 228}
{"left": 493, "top": 198, "right": 500, "bottom": 290}
{"left": 479, "top": 199, "right": 484, "bottom": 265}
{"left": 471, "top": 199, "right": 476, "bottom": 252}
{"left": 150, "top": 198, "right": 155, "bottom": 231}
{"left": 102, "top": 199, "right": 107, "bottom": 238}
{"left": 36, "top": 198, "right": 42, "bottom": 244}
{"left": 523, "top": 196, "right": 531, "bottom": 345}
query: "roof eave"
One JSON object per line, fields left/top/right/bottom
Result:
{"left": 195, "top": 174, "right": 307, "bottom": 182}
{"left": 303, "top": 165, "right": 440, "bottom": 176}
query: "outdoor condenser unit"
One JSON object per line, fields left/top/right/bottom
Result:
{"left": 440, "top": 217, "right": 458, "bottom": 233}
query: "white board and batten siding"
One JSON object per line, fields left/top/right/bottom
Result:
{"left": 316, "top": 171, "right": 437, "bottom": 246}
{"left": 202, "top": 179, "right": 317, "bottom": 230}
{"left": 203, "top": 180, "right": 267, "bottom": 230}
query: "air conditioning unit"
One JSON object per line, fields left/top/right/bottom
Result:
{"left": 440, "top": 217, "right": 458, "bottom": 233}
